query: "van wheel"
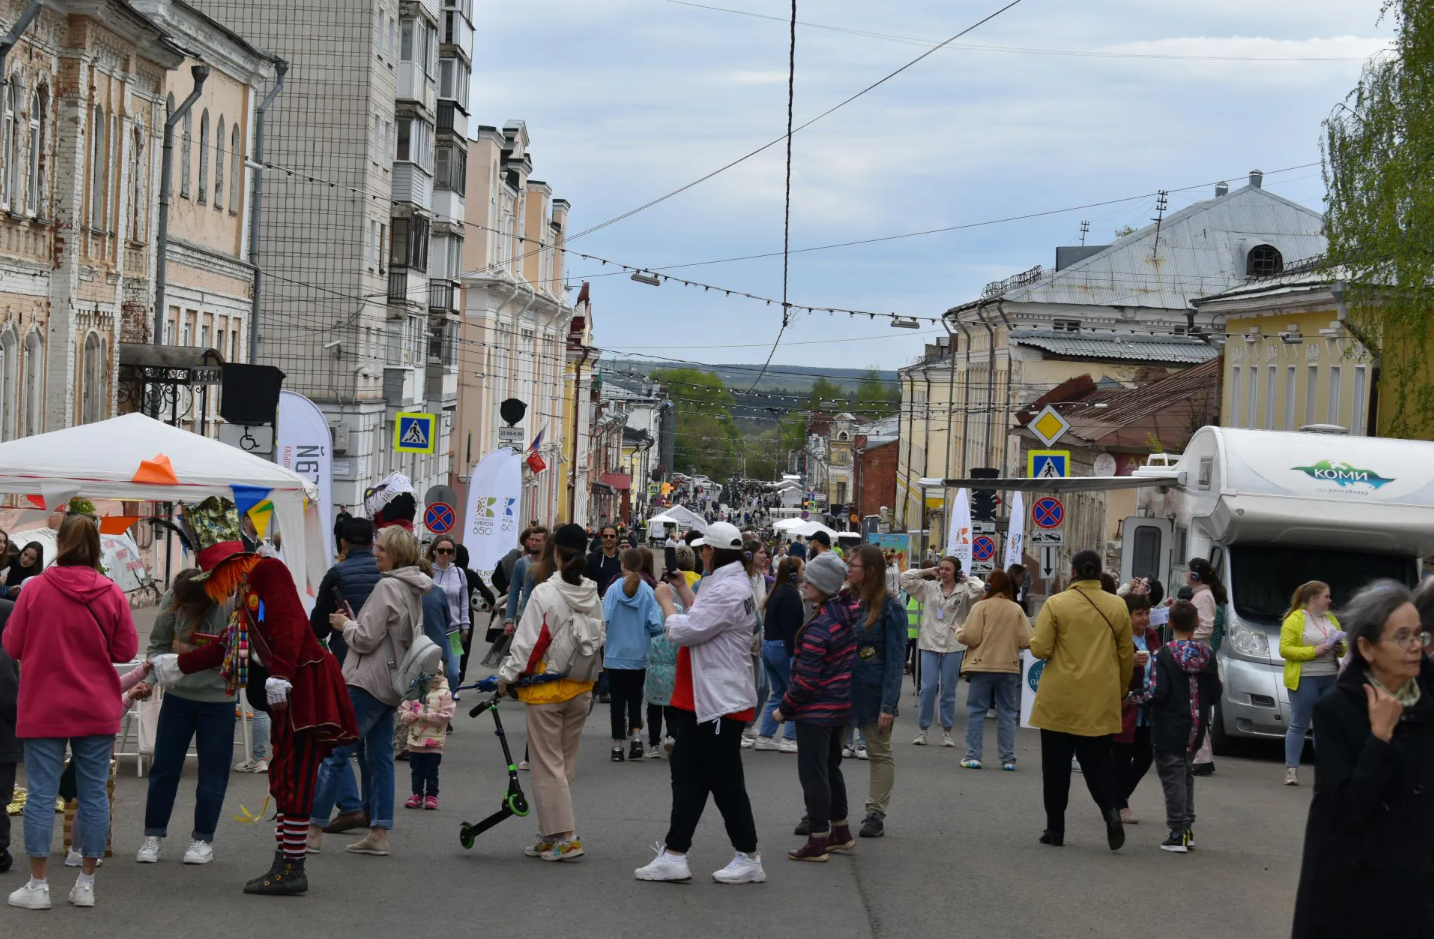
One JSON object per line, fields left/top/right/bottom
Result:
{"left": 1209, "top": 700, "right": 1230, "bottom": 756}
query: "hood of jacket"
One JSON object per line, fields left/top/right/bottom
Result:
{"left": 382, "top": 565, "right": 432, "bottom": 596}
{"left": 43, "top": 566, "right": 117, "bottom": 604}
{"left": 1167, "top": 639, "right": 1212, "bottom": 674}
{"left": 610, "top": 577, "right": 652, "bottom": 609}
{"left": 551, "top": 576, "right": 599, "bottom": 615}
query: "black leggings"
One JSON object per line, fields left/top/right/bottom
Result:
{"left": 664, "top": 710, "right": 757, "bottom": 854}
{"left": 795, "top": 722, "right": 848, "bottom": 834}
{"left": 647, "top": 704, "right": 679, "bottom": 746}
{"left": 607, "top": 668, "right": 646, "bottom": 741}
{"left": 1112, "top": 723, "right": 1154, "bottom": 810}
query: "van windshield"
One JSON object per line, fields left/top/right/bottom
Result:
{"left": 1229, "top": 545, "right": 1417, "bottom": 626}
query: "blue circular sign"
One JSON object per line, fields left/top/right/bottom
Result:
{"left": 1033, "top": 497, "right": 1064, "bottom": 529}
{"left": 972, "top": 535, "right": 996, "bottom": 561}
{"left": 424, "top": 502, "right": 455, "bottom": 534}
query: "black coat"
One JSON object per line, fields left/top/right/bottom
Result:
{"left": 1291, "top": 658, "right": 1434, "bottom": 939}
{"left": 1149, "top": 643, "right": 1222, "bottom": 756}
{"left": 0, "top": 641, "right": 19, "bottom": 762}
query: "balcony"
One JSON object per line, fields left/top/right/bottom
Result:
{"left": 392, "top": 162, "right": 433, "bottom": 211}
{"left": 428, "top": 280, "right": 456, "bottom": 313}
{"left": 437, "top": 101, "right": 466, "bottom": 138}
{"left": 388, "top": 266, "right": 429, "bottom": 307}
{"left": 432, "top": 186, "right": 463, "bottom": 223}
{"left": 441, "top": 10, "right": 474, "bottom": 54}
{"left": 396, "top": 61, "right": 435, "bottom": 112}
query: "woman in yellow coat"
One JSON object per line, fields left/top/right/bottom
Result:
{"left": 1028, "top": 550, "right": 1133, "bottom": 850}
{"left": 1279, "top": 580, "right": 1343, "bottom": 787}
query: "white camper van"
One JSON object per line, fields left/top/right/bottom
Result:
{"left": 948, "top": 426, "right": 1434, "bottom": 749}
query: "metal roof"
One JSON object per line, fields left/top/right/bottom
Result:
{"left": 1008, "top": 330, "right": 1219, "bottom": 365}
{"left": 965, "top": 185, "right": 1326, "bottom": 312}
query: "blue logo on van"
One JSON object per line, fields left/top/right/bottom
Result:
{"left": 1292, "top": 460, "right": 1394, "bottom": 489}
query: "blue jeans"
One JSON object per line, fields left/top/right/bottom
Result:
{"left": 918, "top": 650, "right": 963, "bottom": 731}
{"left": 23, "top": 736, "right": 111, "bottom": 859}
{"left": 311, "top": 686, "right": 395, "bottom": 829}
{"left": 964, "top": 672, "right": 1021, "bottom": 763}
{"left": 250, "top": 709, "right": 270, "bottom": 761}
{"left": 1286, "top": 672, "right": 1338, "bottom": 767}
{"left": 758, "top": 641, "right": 797, "bottom": 740}
{"left": 144, "top": 693, "right": 236, "bottom": 841}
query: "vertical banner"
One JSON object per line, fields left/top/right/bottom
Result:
{"left": 463, "top": 448, "right": 523, "bottom": 570}
{"left": 1004, "top": 490, "right": 1025, "bottom": 570}
{"left": 1020, "top": 649, "right": 1043, "bottom": 729}
{"left": 276, "top": 391, "right": 334, "bottom": 563}
{"left": 945, "top": 487, "right": 972, "bottom": 569}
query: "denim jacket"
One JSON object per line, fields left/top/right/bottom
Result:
{"left": 850, "top": 595, "right": 907, "bottom": 727}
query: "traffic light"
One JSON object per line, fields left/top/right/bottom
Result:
{"left": 971, "top": 467, "right": 999, "bottom": 522}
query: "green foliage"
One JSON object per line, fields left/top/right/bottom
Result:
{"left": 1114, "top": 225, "right": 1137, "bottom": 238}
{"left": 807, "top": 378, "right": 846, "bottom": 412}
{"left": 853, "top": 368, "right": 901, "bottom": 417}
{"left": 1323, "top": 0, "right": 1434, "bottom": 436}
{"left": 652, "top": 368, "right": 743, "bottom": 479}
{"left": 68, "top": 497, "right": 97, "bottom": 517}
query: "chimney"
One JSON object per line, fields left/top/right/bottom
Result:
{"left": 1249, "top": 169, "right": 1264, "bottom": 189}
{"left": 1215, "top": 181, "right": 1229, "bottom": 197}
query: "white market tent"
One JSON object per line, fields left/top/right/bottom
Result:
{"left": 772, "top": 517, "right": 807, "bottom": 532}
{"left": 0, "top": 413, "right": 326, "bottom": 598}
{"left": 649, "top": 504, "right": 708, "bottom": 534}
{"left": 787, "top": 520, "right": 840, "bottom": 540}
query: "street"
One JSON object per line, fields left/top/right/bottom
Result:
{"left": 4, "top": 663, "right": 1308, "bottom": 938}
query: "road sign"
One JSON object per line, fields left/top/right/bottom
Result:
{"left": 648, "top": 483, "right": 660, "bottom": 497}
{"left": 1031, "top": 530, "right": 1065, "bottom": 545}
{"left": 424, "top": 501, "right": 456, "bottom": 534}
{"left": 1028, "top": 405, "right": 1071, "bottom": 448}
{"left": 425, "top": 485, "right": 457, "bottom": 511}
{"left": 1039, "top": 545, "right": 1060, "bottom": 581}
{"left": 972, "top": 534, "right": 997, "bottom": 562}
{"left": 1028, "top": 450, "right": 1070, "bottom": 479}
{"left": 498, "top": 426, "right": 524, "bottom": 447}
{"left": 1093, "top": 452, "right": 1117, "bottom": 477}
{"left": 394, "top": 412, "right": 437, "bottom": 453}
{"left": 970, "top": 561, "right": 994, "bottom": 576}
{"left": 1032, "top": 496, "right": 1064, "bottom": 529}
{"left": 972, "top": 520, "right": 996, "bottom": 534}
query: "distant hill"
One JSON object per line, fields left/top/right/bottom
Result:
{"left": 602, "top": 358, "right": 897, "bottom": 393}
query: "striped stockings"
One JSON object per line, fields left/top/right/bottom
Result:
{"left": 267, "top": 714, "right": 323, "bottom": 859}
{"left": 275, "top": 813, "right": 309, "bottom": 859}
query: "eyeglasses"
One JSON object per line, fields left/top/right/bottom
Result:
{"left": 603, "top": 534, "right": 617, "bottom": 540}
{"left": 434, "top": 548, "right": 454, "bottom": 555}
{"left": 1383, "top": 631, "right": 1432, "bottom": 650}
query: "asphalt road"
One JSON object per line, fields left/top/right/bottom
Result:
{"left": 3, "top": 615, "right": 1309, "bottom": 937}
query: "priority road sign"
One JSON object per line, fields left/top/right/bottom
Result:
{"left": 972, "top": 534, "right": 997, "bottom": 562}
{"left": 1028, "top": 405, "right": 1071, "bottom": 448}
{"left": 1028, "top": 450, "right": 1070, "bottom": 479}
{"left": 1032, "top": 496, "right": 1064, "bottom": 529}
{"left": 424, "top": 501, "right": 456, "bottom": 534}
{"left": 394, "top": 412, "right": 437, "bottom": 453}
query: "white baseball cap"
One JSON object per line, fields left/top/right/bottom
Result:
{"left": 693, "top": 521, "right": 743, "bottom": 550}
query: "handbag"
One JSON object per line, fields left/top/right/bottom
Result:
{"left": 479, "top": 632, "right": 513, "bottom": 670}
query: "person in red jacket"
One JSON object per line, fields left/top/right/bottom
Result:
{"left": 153, "top": 556, "right": 357, "bottom": 896}
{"left": 3, "top": 516, "right": 137, "bottom": 911}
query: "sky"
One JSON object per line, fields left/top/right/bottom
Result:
{"left": 470, "top": 0, "right": 1392, "bottom": 374}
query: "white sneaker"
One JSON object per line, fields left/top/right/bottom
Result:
{"left": 182, "top": 840, "right": 214, "bottom": 865}
{"left": 1284, "top": 766, "right": 1299, "bottom": 786}
{"left": 135, "top": 836, "right": 161, "bottom": 863}
{"left": 663, "top": 736, "right": 675, "bottom": 756}
{"left": 634, "top": 845, "right": 692, "bottom": 882}
{"left": 739, "top": 736, "right": 755, "bottom": 749}
{"left": 518, "top": 760, "right": 530, "bottom": 771}
{"left": 7, "top": 880, "right": 50, "bottom": 910}
{"left": 67, "top": 879, "right": 95, "bottom": 908}
{"left": 645, "top": 744, "right": 662, "bottom": 760}
{"left": 941, "top": 732, "right": 956, "bottom": 748}
{"left": 912, "top": 731, "right": 928, "bottom": 746}
{"left": 841, "top": 746, "right": 855, "bottom": 758}
{"left": 712, "top": 851, "right": 766, "bottom": 884}
{"left": 754, "top": 736, "right": 780, "bottom": 752}
{"left": 856, "top": 746, "right": 869, "bottom": 761}
{"left": 65, "top": 849, "right": 102, "bottom": 868}
{"left": 233, "top": 758, "right": 268, "bottom": 773}
{"left": 778, "top": 737, "right": 798, "bottom": 754}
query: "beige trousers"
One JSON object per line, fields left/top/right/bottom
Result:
{"left": 526, "top": 692, "right": 591, "bottom": 838}
{"left": 861, "top": 720, "right": 896, "bottom": 817}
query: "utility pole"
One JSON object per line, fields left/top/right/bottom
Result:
{"left": 247, "top": 57, "right": 288, "bottom": 366}
{"left": 155, "top": 64, "right": 209, "bottom": 369}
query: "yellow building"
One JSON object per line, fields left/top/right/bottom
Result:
{"left": 557, "top": 282, "right": 594, "bottom": 524}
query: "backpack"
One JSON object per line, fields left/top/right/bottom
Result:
{"left": 386, "top": 590, "right": 444, "bottom": 701}
{"left": 1209, "top": 604, "right": 1227, "bottom": 655}
{"left": 532, "top": 585, "right": 606, "bottom": 684}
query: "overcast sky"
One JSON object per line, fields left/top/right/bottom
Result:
{"left": 472, "top": 0, "right": 1391, "bottom": 374}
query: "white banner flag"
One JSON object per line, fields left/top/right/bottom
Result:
{"left": 1004, "top": 490, "right": 1025, "bottom": 571}
{"left": 945, "top": 487, "right": 972, "bottom": 569}
{"left": 463, "top": 448, "right": 523, "bottom": 570}
{"left": 276, "top": 391, "right": 334, "bottom": 563}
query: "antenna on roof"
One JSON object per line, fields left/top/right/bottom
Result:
{"left": 1151, "top": 190, "right": 1169, "bottom": 261}
{"left": 1079, "top": 220, "right": 1090, "bottom": 246}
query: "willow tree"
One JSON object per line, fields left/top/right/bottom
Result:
{"left": 1323, "top": 0, "right": 1434, "bottom": 436}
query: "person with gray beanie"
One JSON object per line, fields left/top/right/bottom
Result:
{"left": 773, "top": 551, "right": 858, "bottom": 862}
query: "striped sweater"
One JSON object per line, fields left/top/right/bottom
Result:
{"left": 781, "top": 593, "right": 858, "bottom": 726}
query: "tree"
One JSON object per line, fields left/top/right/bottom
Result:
{"left": 652, "top": 368, "right": 743, "bottom": 479}
{"left": 1113, "top": 224, "right": 1137, "bottom": 238}
{"left": 853, "top": 368, "right": 900, "bottom": 417}
{"left": 807, "top": 377, "right": 847, "bottom": 413}
{"left": 1323, "top": 0, "right": 1434, "bottom": 436}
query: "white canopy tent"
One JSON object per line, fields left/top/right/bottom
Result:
{"left": 788, "top": 520, "right": 840, "bottom": 540}
{"left": 651, "top": 505, "right": 708, "bottom": 534}
{"left": 772, "top": 517, "right": 807, "bottom": 532}
{"left": 0, "top": 413, "right": 326, "bottom": 598}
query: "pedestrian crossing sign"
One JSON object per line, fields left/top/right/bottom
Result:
{"left": 394, "top": 412, "right": 437, "bottom": 454}
{"left": 1027, "top": 450, "right": 1070, "bottom": 479}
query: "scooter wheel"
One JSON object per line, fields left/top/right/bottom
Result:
{"left": 509, "top": 793, "right": 529, "bottom": 817}
{"left": 459, "top": 826, "right": 475, "bottom": 850}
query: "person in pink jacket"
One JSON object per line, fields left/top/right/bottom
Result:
{"left": 400, "top": 673, "right": 455, "bottom": 810}
{"left": 2, "top": 516, "right": 138, "bottom": 911}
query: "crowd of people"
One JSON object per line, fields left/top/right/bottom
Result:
{"left": 4, "top": 490, "right": 1434, "bottom": 935}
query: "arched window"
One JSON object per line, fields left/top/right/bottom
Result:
{"left": 22, "top": 329, "right": 43, "bottom": 436}
{"left": 180, "top": 104, "right": 190, "bottom": 199}
{"left": 0, "top": 328, "right": 14, "bottom": 440}
{"left": 89, "top": 104, "right": 107, "bottom": 228}
{"left": 26, "top": 85, "right": 42, "bottom": 215}
{"left": 197, "top": 109, "right": 208, "bottom": 205}
{"left": 130, "top": 123, "right": 144, "bottom": 241}
{"left": 1246, "top": 244, "right": 1283, "bottom": 277}
{"left": 229, "top": 123, "right": 240, "bottom": 213}
{"left": 3, "top": 76, "right": 22, "bottom": 211}
{"left": 214, "top": 116, "right": 224, "bottom": 208}
{"left": 81, "top": 332, "right": 104, "bottom": 424}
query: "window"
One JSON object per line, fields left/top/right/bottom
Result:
{"left": 181, "top": 315, "right": 192, "bottom": 347}
{"left": 229, "top": 124, "right": 240, "bottom": 213}
{"left": 90, "top": 104, "right": 107, "bottom": 228}
{"left": 1229, "top": 368, "right": 1241, "bottom": 427}
{"left": 397, "top": 119, "right": 410, "bottom": 161}
{"left": 435, "top": 143, "right": 465, "bottom": 194}
{"left": 0, "top": 329, "right": 14, "bottom": 440}
{"left": 1306, "top": 365, "right": 1318, "bottom": 426}
{"left": 1265, "top": 366, "right": 1276, "bottom": 429}
{"left": 384, "top": 120, "right": 393, "bottom": 161}
{"left": 180, "top": 106, "right": 191, "bottom": 199}
{"left": 1052, "top": 318, "right": 1080, "bottom": 332}
{"left": 395, "top": 117, "right": 433, "bottom": 172}
{"left": 424, "top": 20, "right": 438, "bottom": 76}
{"left": 197, "top": 109, "right": 208, "bottom": 205}
{"left": 1247, "top": 366, "right": 1259, "bottom": 428}
{"left": 1353, "top": 365, "right": 1368, "bottom": 436}
{"left": 1, "top": 75, "right": 12, "bottom": 210}
{"left": 3, "top": 76, "right": 21, "bottom": 211}
{"left": 1284, "top": 365, "right": 1296, "bottom": 431}
{"left": 389, "top": 215, "right": 430, "bottom": 271}
{"left": 26, "top": 86, "right": 43, "bottom": 216}
{"left": 81, "top": 332, "right": 104, "bottom": 424}
{"left": 369, "top": 218, "right": 380, "bottom": 268}
{"left": 388, "top": 16, "right": 397, "bottom": 64}
{"left": 373, "top": 113, "right": 381, "bottom": 160}
{"left": 129, "top": 125, "right": 144, "bottom": 240}
{"left": 1329, "top": 365, "right": 1342, "bottom": 426}
{"left": 22, "top": 330, "right": 42, "bottom": 436}
{"left": 400, "top": 19, "right": 414, "bottom": 59}
{"left": 439, "top": 56, "right": 470, "bottom": 109}
{"left": 1246, "top": 244, "right": 1284, "bottom": 277}
{"left": 214, "top": 117, "right": 225, "bottom": 208}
